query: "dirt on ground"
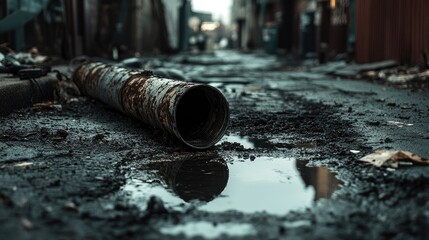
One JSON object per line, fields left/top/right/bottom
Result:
{"left": 1, "top": 51, "right": 429, "bottom": 239}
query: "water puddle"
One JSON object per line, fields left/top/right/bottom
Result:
{"left": 217, "top": 134, "right": 274, "bottom": 149}
{"left": 121, "top": 153, "right": 341, "bottom": 215}
{"left": 217, "top": 134, "right": 317, "bottom": 150}
{"left": 160, "top": 222, "right": 256, "bottom": 239}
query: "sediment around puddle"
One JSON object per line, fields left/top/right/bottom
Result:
{"left": 121, "top": 153, "right": 341, "bottom": 215}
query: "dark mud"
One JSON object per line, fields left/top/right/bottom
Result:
{"left": 1, "top": 52, "right": 429, "bottom": 239}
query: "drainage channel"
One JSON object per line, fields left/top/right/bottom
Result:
{"left": 121, "top": 153, "right": 341, "bottom": 215}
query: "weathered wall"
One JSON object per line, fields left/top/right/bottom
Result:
{"left": 356, "top": 0, "right": 429, "bottom": 65}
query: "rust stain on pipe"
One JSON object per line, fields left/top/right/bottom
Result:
{"left": 72, "top": 62, "right": 229, "bottom": 149}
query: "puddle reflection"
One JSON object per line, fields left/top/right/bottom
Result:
{"left": 155, "top": 153, "right": 228, "bottom": 202}
{"left": 296, "top": 160, "right": 340, "bottom": 201}
{"left": 123, "top": 154, "right": 341, "bottom": 215}
{"left": 217, "top": 134, "right": 317, "bottom": 150}
{"left": 198, "top": 157, "right": 339, "bottom": 214}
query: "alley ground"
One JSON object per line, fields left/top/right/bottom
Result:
{"left": 1, "top": 51, "right": 429, "bottom": 239}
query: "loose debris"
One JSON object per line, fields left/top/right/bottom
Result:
{"left": 313, "top": 60, "right": 429, "bottom": 91}
{"left": 63, "top": 202, "right": 79, "bottom": 212}
{"left": 14, "top": 162, "right": 33, "bottom": 167}
{"left": 54, "top": 79, "right": 81, "bottom": 103}
{"left": 32, "top": 102, "right": 63, "bottom": 111}
{"left": 21, "top": 218, "right": 33, "bottom": 230}
{"left": 359, "top": 150, "right": 429, "bottom": 168}
{"left": 332, "top": 60, "right": 398, "bottom": 77}
{"left": 386, "top": 70, "right": 429, "bottom": 84}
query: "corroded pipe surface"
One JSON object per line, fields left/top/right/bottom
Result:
{"left": 72, "top": 62, "right": 229, "bottom": 149}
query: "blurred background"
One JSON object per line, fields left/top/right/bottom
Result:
{"left": 1, "top": 0, "right": 428, "bottom": 65}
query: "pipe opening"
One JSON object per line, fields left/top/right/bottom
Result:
{"left": 176, "top": 86, "right": 229, "bottom": 149}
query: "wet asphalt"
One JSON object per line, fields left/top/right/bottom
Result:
{"left": 0, "top": 51, "right": 428, "bottom": 239}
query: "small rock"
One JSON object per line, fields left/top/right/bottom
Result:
{"left": 114, "top": 202, "right": 129, "bottom": 211}
{"left": 21, "top": 218, "right": 33, "bottom": 230}
{"left": 48, "top": 179, "right": 61, "bottom": 187}
{"left": 64, "top": 202, "right": 78, "bottom": 212}
{"left": 278, "top": 225, "right": 286, "bottom": 235}
{"left": 93, "top": 133, "right": 105, "bottom": 142}
{"left": 56, "top": 129, "right": 68, "bottom": 138}
{"left": 95, "top": 176, "right": 104, "bottom": 181}
{"left": 40, "top": 127, "right": 49, "bottom": 137}
{"left": 51, "top": 129, "right": 68, "bottom": 141}
{"left": 367, "top": 121, "right": 380, "bottom": 126}
{"left": 0, "top": 194, "right": 14, "bottom": 207}
{"left": 146, "top": 196, "right": 167, "bottom": 214}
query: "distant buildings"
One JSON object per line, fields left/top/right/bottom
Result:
{"left": 231, "top": 0, "right": 429, "bottom": 65}
{"left": 1, "top": 0, "right": 428, "bottom": 65}
{"left": 355, "top": 0, "right": 429, "bottom": 65}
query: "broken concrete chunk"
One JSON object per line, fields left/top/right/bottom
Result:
{"left": 359, "top": 150, "right": 429, "bottom": 168}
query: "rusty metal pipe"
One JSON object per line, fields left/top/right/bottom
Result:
{"left": 72, "top": 62, "right": 229, "bottom": 149}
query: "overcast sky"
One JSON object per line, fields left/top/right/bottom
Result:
{"left": 192, "top": 0, "right": 232, "bottom": 23}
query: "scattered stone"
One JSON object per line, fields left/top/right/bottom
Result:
{"left": 367, "top": 121, "right": 381, "bottom": 126}
{"left": 278, "top": 225, "right": 286, "bottom": 235}
{"left": 51, "top": 129, "right": 68, "bottom": 141}
{"left": 146, "top": 196, "right": 167, "bottom": 215}
{"left": 93, "top": 133, "right": 105, "bottom": 142}
{"left": 64, "top": 202, "right": 79, "bottom": 212}
{"left": 21, "top": 218, "right": 33, "bottom": 230}
{"left": 14, "top": 162, "right": 33, "bottom": 167}
{"left": 40, "top": 127, "right": 49, "bottom": 137}
{"left": 400, "top": 105, "right": 413, "bottom": 110}
{"left": 56, "top": 129, "right": 68, "bottom": 138}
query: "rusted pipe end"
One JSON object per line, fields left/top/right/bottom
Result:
{"left": 174, "top": 85, "right": 229, "bottom": 149}
{"left": 73, "top": 62, "right": 229, "bottom": 149}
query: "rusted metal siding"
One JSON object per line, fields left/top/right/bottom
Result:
{"left": 356, "top": 0, "right": 429, "bottom": 65}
